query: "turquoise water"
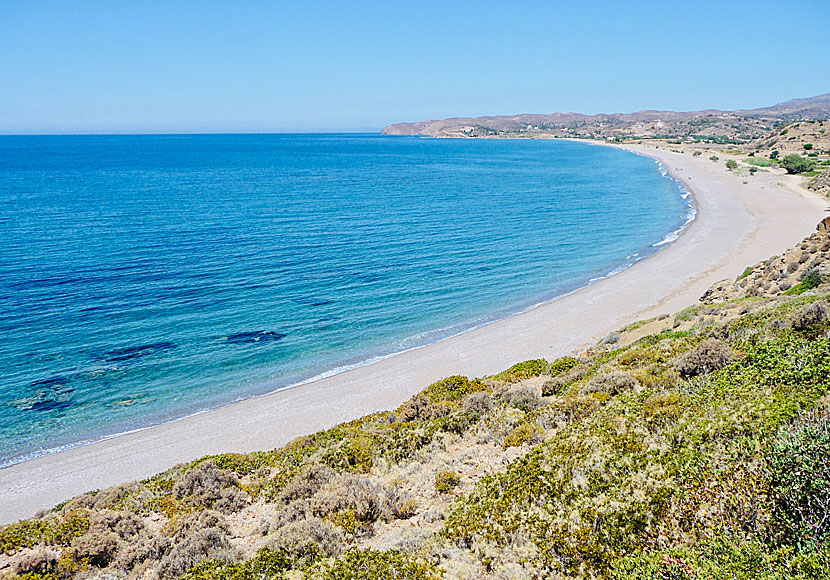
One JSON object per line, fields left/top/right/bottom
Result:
{"left": 0, "top": 135, "right": 691, "bottom": 466}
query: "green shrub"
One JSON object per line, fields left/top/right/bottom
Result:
{"left": 767, "top": 409, "right": 830, "bottom": 551}
{"left": 612, "top": 540, "right": 830, "bottom": 580}
{"left": 737, "top": 266, "right": 754, "bottom": 280}
{"left": 784, "top": 269, "right": 823, "bottom": 295}
{"left": 503, "top": 422, "right": 540, "bottom": 449}
{"left": 550, "top": 355, "right": 579, "bottom": 376}
{"left": 493, "top": 359, "right": 550, "bottom": 382}
{"left": 781, "top": 154, "right": 815, "bottom": 174}
{"left": 181, "top": 548, "right": 295, "bottom": 580}
{"left": 434, "top": 470, "right": 461, "bottom": 493}
{"left": 322, "top": 435, "right": 375, "bottom": 473}
{"left": 770, "top": 149, "right": 779, "bottom": 159}
{"left": 709, "top": 155, "right": 719, "bottom": 162}
{"left": 423, "top": 375, "right": 484, "bottom": 402}
{"left": 804, "top": 143, "right": 813, "bottom": 150}
{"left": 726, "top": 159, "right": 739, "bottom": 170}
{"left": 0, "top": 514, "right": 90, "bottom": 554}
{"left": 306, "top": 549, "right": 442, "bottom": 580}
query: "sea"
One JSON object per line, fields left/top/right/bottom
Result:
{"left": 0, "top": 134, "right": 693, "bottom": 467}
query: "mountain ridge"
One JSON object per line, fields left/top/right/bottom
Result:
{"left": 382, "top": 93, "right": 830, "bottom": 141}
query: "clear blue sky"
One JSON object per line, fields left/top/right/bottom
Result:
{"left": 2, "top": 0, "right": 828, "bottom": 133}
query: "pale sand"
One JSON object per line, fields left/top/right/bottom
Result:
{"left": 1, "top": 145, "right": 826, "bottom": 524}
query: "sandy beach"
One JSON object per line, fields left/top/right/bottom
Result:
{"left": 1, "top": 144, "right": 826, "bottom": 525}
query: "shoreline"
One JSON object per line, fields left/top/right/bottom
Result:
{"left": 0, "top": 143, "right": 696, "bottom": 471}
{"left": 0, "top": 150, "right": 694, "bottom": 472}
{"left": 1, "top": 143, "right": 826, "bottom": 524}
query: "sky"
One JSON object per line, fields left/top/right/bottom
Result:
{"left": 1, "top": 0, "right": 829, "bottom": 134}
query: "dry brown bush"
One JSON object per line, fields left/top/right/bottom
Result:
{"left": 791, "top": 301, "right": 829, "bottom": 331}
{"left": 462, "top": 392, "right": 493, "bottom": 416}
{"left": 212, "top": 487, "right": 248, "bottom": 514}
{"left": 71, "top": 528, "right": 120, "bottom": 568}
{"left": 579, "top": 370, "right": 638, "bottom": 396}
{"left": 111, "top": 532, "right": 170, "bottom": 572}
{"left": 158, "top": 527, "right": 235, "bottom": 579}
{"left": 397, "top": 393, "right": 451, "bottom": 422}
{"left": 542, "top": 364, "right": 588, "bottom": 396}
{"left": 12, "top": 546, "right": 60, "bottom": 576}
{"left": 270, "top": 499, "right": 312, "bottom": 531}
{"left": 91, "top": 483, "right": 139, "bottom": 511}
{"left": 281, "top": 463, "right": 335, "bottom": 503}
{"left": 60, "top": 493, "right": 96, "bottom": 513}
{"left": 500, "top": 384, "right": 543, "bottom": 410}
{"left": 172, "top": 460, "right": 245, "bottom": 511}
{"left": 311, "top": 474, "right": 389, "bottom": 523}
{"left": 388, "top": 487, "right": 418, "bottom": 519}
{"left": 165, "top": 510, "right": 225, "bottom": 540}
{"left": 674, "top": 338, "right": 736, "bottom": 377}
{"left": 90, "top": 510, "right": 144, "bottom": 539}
{"left": 268, "top": 517, "right": 344, "bottom": 557}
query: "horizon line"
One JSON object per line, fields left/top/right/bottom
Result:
{"left": 0, "top": 130, "right": 389, "bottom": 137}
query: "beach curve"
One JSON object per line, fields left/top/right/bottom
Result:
{"left": 0, "top": 143, "right": 826, "bottom": 524}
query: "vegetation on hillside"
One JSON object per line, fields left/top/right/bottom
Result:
{"left": 2, "top": 231, "right": 830, "bottom": 579}
{"left": 782, "top": 154, "right": 816, "bottom": 175}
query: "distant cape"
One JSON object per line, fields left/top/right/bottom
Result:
{"left": 382, "top": 93, "right": 830, "bottom": 140}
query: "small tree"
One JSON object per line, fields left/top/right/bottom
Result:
{"left": 804, "top": 143, "right": 813, "bottom": 150}
{"left": 770, "top": 149, "right": 779, "bottom": 159}
{"left": 725, "top": 159, "right": 738, "bottom": 171}
{"left": 781, "top": 154, "right": 815, "bottom": 174}
{"left": 709, "top": 155, "right": 719, "bottom": 162}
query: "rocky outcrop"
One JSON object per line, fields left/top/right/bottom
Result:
{"left": 810, "top": 171, "right": 830, "bottom": 197}
{"left": 700, "top": 220, "right": 830, "bottom": 303}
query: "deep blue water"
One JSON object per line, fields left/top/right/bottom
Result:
{"left": 0, "top": 134, "right": 691, "bottom": 466}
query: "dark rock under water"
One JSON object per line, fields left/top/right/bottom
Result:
{"left": 293, "top": 297, "right": 333, "bottom": 307}
{"left": 105, "top": 342, "right": 177, "bottom": 362}
{"left": 225, "top": 330, "right": 287, "bottom": 344}
{"left": 10, "top": 382, "right": 74, "bottom": 412}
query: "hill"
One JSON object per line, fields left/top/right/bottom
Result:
{"left": 382, "top": 94, "right": 830, "bottom": 143}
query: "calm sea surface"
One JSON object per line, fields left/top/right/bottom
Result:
{"left": 0, "top": 134, "right": 691, "bottom": 466}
